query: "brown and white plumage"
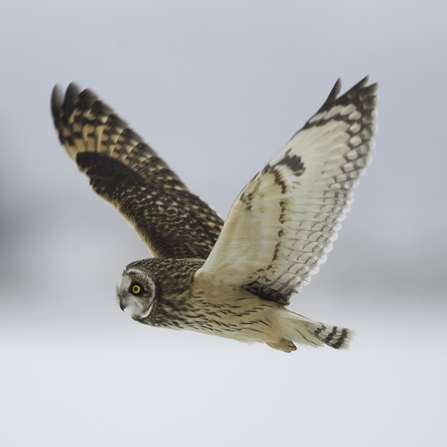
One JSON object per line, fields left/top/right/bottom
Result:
{"left": 51, "top": 83, "right": 223, "bottom": 260}
{"left": 51, "top": 77, "right": 378, "bottom": 352}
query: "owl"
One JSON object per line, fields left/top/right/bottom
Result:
{"left": 51, "top": 77, "right": 378, "bottom": 352}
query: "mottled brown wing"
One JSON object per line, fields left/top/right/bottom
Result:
{"left": 51, "top": 83, "right": 223, "bottom": 259}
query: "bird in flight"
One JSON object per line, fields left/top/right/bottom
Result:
{"left": 51, "top": 77, "right": 378, "bottom": 352}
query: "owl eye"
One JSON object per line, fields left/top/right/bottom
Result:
{"left": 130, "top": 282, "right": 144, "bottom": 295}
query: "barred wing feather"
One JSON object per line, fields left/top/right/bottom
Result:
{"left": 196, "top": 77, "right": 378, "bottom": 305}
{"left": 51, "top": 84, "right": 224, "bottom": 260}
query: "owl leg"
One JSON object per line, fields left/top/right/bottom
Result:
{"left": 266, "top": 339, "right": 297, "bottom": 353}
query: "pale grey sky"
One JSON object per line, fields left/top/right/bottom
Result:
{"left": 1, "top": 1, "right": 446, "bottom": 446}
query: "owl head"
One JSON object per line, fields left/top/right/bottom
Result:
{"left": 117, "top": 258, "right": 204, "bottom": 321}
{"left": 117, "top": 265, "right": 160, "bottom": 320}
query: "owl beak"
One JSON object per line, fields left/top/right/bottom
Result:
{"left": 119, "top": 301, "right": 126, "bottom": 312}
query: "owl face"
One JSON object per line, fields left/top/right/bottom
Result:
{"left": 117, "top": 268, "right": 159, "bottom": 320}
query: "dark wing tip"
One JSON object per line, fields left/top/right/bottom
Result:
{"left": 51, "top": 82, "right": 103, "bottom": 116}
{"left": 51, "top": 82, "right": 119, "bottom": 145}
{"left": 51, "top": 83, "right": 68, "bottom": 146}
{"left": 319, "top": 75, "right": 376, "bottom": 112}
{"left": 51, "top": 82, "right": 82, "bottom": 123}
{"left": 316, "top": 76, "right": 379, "bottom": 118}
{"left": 343, "top": 75, "right": 377, "bottom": 100}
{"left": 64, "top": 82, "right": 82, "bottom": 114}
{"left": 323, "top": 78, "right": 342, "bottom": 106}
{"left": 78, "top": 86, "right": 103, "bottom": 115}
{"left": 51, "top": 84, "right": 64, "bottom": 113}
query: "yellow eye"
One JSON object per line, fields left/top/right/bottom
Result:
{"left": 131, "top": 283, "right": 143, "bottom": 295}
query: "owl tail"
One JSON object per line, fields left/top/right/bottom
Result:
{"left": 273, "top": 309, "right": 355, "bottom": 351}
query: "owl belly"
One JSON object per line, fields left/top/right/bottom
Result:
{"left": 149, "top": 288, "right": 283, "bottom": 345}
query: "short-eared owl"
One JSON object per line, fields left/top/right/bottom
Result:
{"left": 52, "top": 77, "right": 378, "bottom": 352}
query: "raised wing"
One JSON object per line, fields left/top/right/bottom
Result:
{"left": 196, "top": 77, "right": 378, "bottom": 305}
{"left": 51, "top": 83, "right": 223, "bottom": 259}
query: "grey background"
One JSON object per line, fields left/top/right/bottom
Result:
{"left": 1, "top": 1, "right": 446, "bottom": 446}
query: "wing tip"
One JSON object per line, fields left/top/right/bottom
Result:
{"left": 51, "top": 81, "right": 81, "bottom": 120}
{"left": 51, "top": 82, "right": 104, "bottom": 117}
{"left": 324, "top": 78, "right": 342, "bottom": 105}
{"left": 51, "top": 82, "right": 118, "bottom": 146}
{"left": 321, "top": 75, "right": 378, "bottom": 110}
{"left": 51, "top": 84, "right": 64, "bottom": 113}
{"left": 65, "top": 82, "right": 82, "bottom": 107}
